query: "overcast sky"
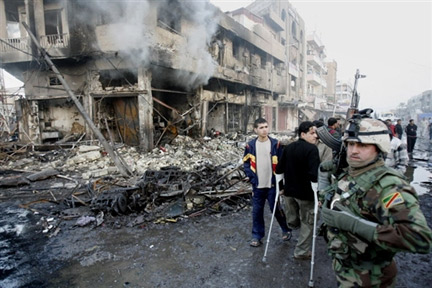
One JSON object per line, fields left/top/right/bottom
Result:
{"left": 210, "top": 0, "right": 432, "bottom": 114}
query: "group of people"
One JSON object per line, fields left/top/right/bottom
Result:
{"left": 242, "top": 116, "right": 432, "bottom": 287}
{"left": 385, "top": 118, "right": 418, "bottom": 161}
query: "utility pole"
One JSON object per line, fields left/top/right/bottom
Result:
{"left": 22, "top": 22, "right": 133, "bottom": 177}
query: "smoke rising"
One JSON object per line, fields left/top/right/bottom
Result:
{"left": 77, "top": 0, "right": 220, "bottom": 91}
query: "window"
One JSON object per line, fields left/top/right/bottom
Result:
{"left": 228, "top": 104, "right": 242, "bottom": 131}
{"left": 281, "top": 9, "right": 287, "bottom": 22}
{"left": 45, "top": 9, "right": 63, "bottom": 36}
{"left": 233, "top": 39, "right": 240, "bottom": 59}
{"left": 157, "top": 0, "right": 181, "bottom": 33}
{"left": 291, "top": 21, "right": 297, "bottom": 39}
{"left": 49, "top": 77, "right": 62, "bottom": 86}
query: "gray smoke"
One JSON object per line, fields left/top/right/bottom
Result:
{"left": 76, "top": 0, "right": 219, "bottom": 91}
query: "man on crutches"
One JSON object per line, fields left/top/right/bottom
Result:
{"left": 243, "top": 118, "right": 292, "bottom": 248}
{"left": 276, "top": 121, "right": 320, "bottom": 260}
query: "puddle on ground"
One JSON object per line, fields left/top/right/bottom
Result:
{"left": 406, "top": 161, "right": 432, "bottom": 196}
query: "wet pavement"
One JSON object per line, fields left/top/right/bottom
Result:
{"left": 1, "top": 140, "right": 432, "bottom": 288}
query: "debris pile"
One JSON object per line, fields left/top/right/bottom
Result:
{"left": 1, "top": 133, "right": 271, "bottom": 229}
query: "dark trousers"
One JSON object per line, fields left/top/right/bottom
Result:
{"left": 251, "top": 186, "right": 290, "bottom": 240}
{"left": 407, "top": 136, "right": 417, "bottom": 154}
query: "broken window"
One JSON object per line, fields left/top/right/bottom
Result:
{"left": 45, "top": 9, "right": 63, "bottom": 36}
{"left": 227, "top": 104, "right": 242, "bottom": 131}
{"left": 49, "top": 77, "right": 62, "bottom": 86}
{"left": 157, "top": 0, "right": 181, "bottom": 34}
{"left": 232, "top": 39, "right": 240, "bottom": 60}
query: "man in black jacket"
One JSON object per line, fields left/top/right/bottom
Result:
{"left": 276, "top": 121, "right": 320, "bottom": 260}
{"left": 405, "top": 119, "right": 417, "bottom": 160}
{"left": 395, "top": 119, "right": 403, "bottom": 140}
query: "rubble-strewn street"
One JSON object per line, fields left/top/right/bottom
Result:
{"left": 1, "top": 135, "right": 432, "bottom": 288}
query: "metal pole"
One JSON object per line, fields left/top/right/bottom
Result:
{"left": 308, "top": 184, "right": 319, "bottom": 287}
{"left": 262, "top": 173, "right": 284, "bottom": 262}
{"left": 22, "top": 22, "right": 132, "bottom": 177}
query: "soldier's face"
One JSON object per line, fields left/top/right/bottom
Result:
{"left": 346, "top": 142, "right": 378, "bottom": 164}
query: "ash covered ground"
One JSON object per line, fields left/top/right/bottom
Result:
{"left": 1, "top": 135, "right": 431, "bottom": 288}
{"left": 0, "top": 179, "right": 431, "bottom": 288}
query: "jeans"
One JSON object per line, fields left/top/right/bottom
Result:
{"left": 251, "top": 186, "right": 290, "bottom": 240}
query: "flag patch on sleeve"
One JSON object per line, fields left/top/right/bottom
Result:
{"left": 382, "top": 192, "right": 405, "bottom": 208}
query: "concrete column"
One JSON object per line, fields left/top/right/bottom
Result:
{"left": 137, "top": 67, "right": 153, "bottom": 152}
{"left": 33, "top": 0, "right": 45, "bottom": 39}
{"left": 0, "top": 0, "right": 7, "bottom": 39}
{"left": 201, "top": 100, "right": 209, "bottom": 137}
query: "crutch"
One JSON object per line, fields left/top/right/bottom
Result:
{"left": 308, "top": 183, "right": 319, "bottom": 287}
{"left": 262, "top": 173, "right": 284, "bottom": 262}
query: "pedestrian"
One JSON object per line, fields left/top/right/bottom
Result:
{"left": 242, "top": 117, "right": 292, "bottom": 247}
{"left": 276, "top": 121, "right": 320, "bottom": 260}
{"left": 320, "top": 117, "right": 432, "bottom": 287}
{"left": 313, "top": 120, "right": 333, "bottom": 162}
{"left": 395, "top": 119, "right": 403, "bottom": 140}
{"left": 327, "top": 117, "right": 341, "bottom": 139}
{"left": 385, "top": 127, "right": 409, "bottom": 174}
{"left": 385, "top": 119, "right": 396, "bottom": 137}
{"left": 405, "top": 119, "right": 417, "bottom": 160}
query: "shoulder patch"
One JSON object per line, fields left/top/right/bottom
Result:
{"left": 382, "top": 192, "right": 405, "bottom": 208}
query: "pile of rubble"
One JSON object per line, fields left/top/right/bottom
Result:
{"left": 0, "top": 132, "right": 296, "bottom": 231}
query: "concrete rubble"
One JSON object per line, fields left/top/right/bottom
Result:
{"left": 0, "top": 132, "right": 295, "bottom": 234}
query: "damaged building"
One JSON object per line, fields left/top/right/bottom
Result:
{"left": 0, "top": 0, "right": 308, "bottom": 150}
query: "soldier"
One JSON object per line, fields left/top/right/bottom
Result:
{"left": 320, "top": 117, "right": 432, "bottom": 287}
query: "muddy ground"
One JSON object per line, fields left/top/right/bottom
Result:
{"left": 1, "top": 138, "right": 432, "bottom": 288}
{"left": 0, "top": 177, "right": 431, "bottom": 288}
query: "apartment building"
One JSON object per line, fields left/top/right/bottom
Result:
{"left": 305, "top": 32, "right": 328, "bottom": 118}
{"left": 0, "top": 0, "right": 307, "bottom": 149}
{"left": 241, "top": 0, "right": 306, "bottom": 130}
{"left": 335, "top": 80, "right": 353, "bottom": 114}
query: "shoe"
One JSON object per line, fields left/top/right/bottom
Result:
{"left": 293, "top": 251, "right": 312, "bottom": 260}
{"left": 250, "top": 238, "right": 262, "bottom": 247}
{"left": 282, "top": 231, "right": 292, "bottom": 241}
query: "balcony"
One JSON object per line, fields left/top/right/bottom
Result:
{"left": 288, "top": 62, "right": 299, "bottom": 78}
{"left": 40, "top": 34, "right": 70, "bottom": 49}
{"left": 1, "top": 33, "right": 70, "bottom": 63}
{"left": 307, "top": 72, "right": 327, "bottom": 88}
{"left": 306, "top": 53, "right": 324, "bottom": 70}
{"left": 263, "top": 9, "right": 285, "bottom": 32}
{"left": 0, "top": 37, "right": 32, "bottom": 63}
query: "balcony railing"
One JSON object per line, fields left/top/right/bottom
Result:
{"left": 0, "top": 37, "right": 30, "bottom": 53}
{"left": 40, "top": 33, "right": 70, "bottom": 49}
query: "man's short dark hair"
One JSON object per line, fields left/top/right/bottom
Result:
{"left": 328, "top": 117, "right": 337, "bottom": 126}
{"left": 298, "top": 121, "right": 315, "bottom": 137}
{"left": 313, "top": 120, "right": 325, "bottom": 128}
{"left": 254, "top": 117, "right": 267, "bottom": 128}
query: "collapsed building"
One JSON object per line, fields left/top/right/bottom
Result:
{"left": 0, "top": 0, "right": 307, "bottom": 151}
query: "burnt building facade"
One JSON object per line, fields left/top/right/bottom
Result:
{"left": 0, "top": 0, "right": 306, "bottom": 150}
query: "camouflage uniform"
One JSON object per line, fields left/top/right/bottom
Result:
{"left": 320, "top": 117, "right": 432, "bottom": 287}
